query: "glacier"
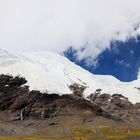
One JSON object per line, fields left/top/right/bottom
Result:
{"left": 0, "top": 48, "right": 140, "bottom": 103}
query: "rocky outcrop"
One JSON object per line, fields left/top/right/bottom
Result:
{"left": 87, "top": 91, "right": 140, "bottom": 122}
{"left": 87, "top": 89, "right": 102, "bottom": 102}
{"left": 69, "top": 83, "right": 86, "bottom": 98}
{"left": 0, "top": 75, "right": 101, "bottom": 121}
{"left": 0, "top": 74, "right": 140, "bottom": 123}
{"left": 135, "top": 103, "right": 140, "bottom": 109}
{"left": 0, "top": 74, "right": 27, "bottom": 87}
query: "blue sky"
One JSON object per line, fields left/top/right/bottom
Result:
{"left": 64, "top": 36, "right": 140, "bottom": 82}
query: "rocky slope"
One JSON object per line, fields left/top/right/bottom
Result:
{"left": 0, "top": 74, "right": 140, "bottom": 125}
{"left": 0, "top": 74, "right": 140, "bottom": 140}
{"left": 0, "top": 74, "right": 101, "bottom": 121}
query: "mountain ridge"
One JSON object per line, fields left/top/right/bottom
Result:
{"left": 0, "top": 48, "right": 140, "bottom": 103}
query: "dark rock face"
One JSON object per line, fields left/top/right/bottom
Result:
{"left": 88, "top": 92, "right": 140, "bottom": 122}
{"left": 0, "top": 74, "right": 27, "bottom": 87}
{"left": 0, "top": 74, "right": 140, "bottom": 123}
{"left": 135, "top": 103, "right": 140, "bottom": 109}
{"left": 0, "top": 75, "right": 101, "bottom": 121}
{"left": 87, "top": 89, "right": 102, "bottom": 102}
{"left": 69, "top": 83, "right": 86, "bottom": 98}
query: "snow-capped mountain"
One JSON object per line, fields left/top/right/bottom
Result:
{"left": 0, "top": 49, "right": 140, "bottom": 103}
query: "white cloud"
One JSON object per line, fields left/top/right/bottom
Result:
{"left": 0, "top": 0, "right": 140, "bottom": 61}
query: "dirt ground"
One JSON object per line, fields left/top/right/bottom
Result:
{"left": 0, "top": 113, "right": 140, "bottom": 140}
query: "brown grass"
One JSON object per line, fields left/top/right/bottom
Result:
{"left": 0, "top": 127, "right": 140, "bottom": 140}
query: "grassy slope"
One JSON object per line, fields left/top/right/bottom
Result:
{"left": 1, "top": 127, "right": 140, "bottom": 140}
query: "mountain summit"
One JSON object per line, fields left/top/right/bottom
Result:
{"left": 0, "top": 49, "right": 140, "bottom": 103}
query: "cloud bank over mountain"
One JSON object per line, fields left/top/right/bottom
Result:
{"left": 0, "top": 0, "right": 140, "bottom": 61}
